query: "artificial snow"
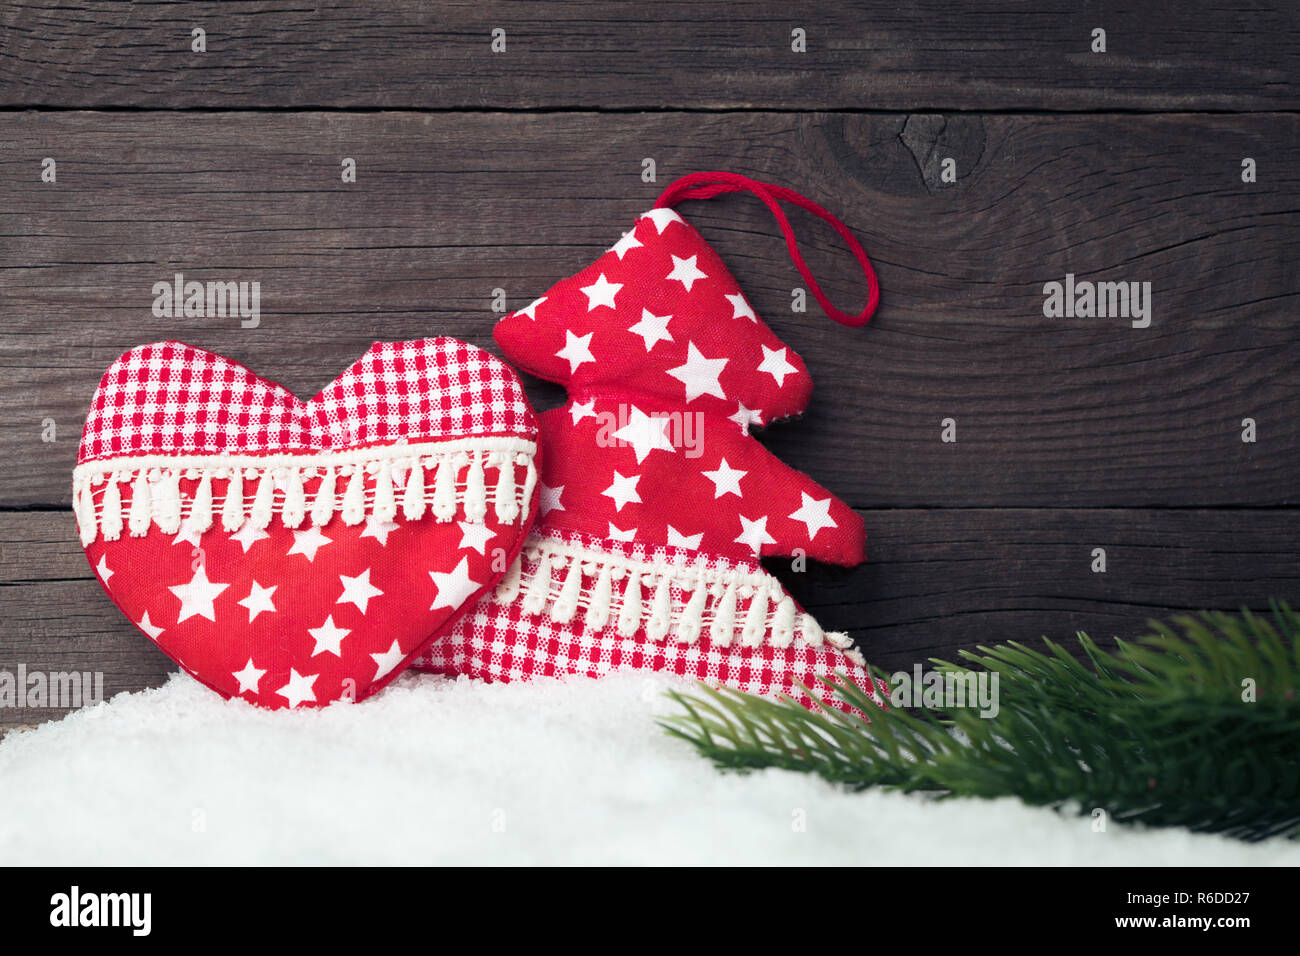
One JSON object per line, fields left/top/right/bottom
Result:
{"left": 0, "top": 671, "right": 1295, "bottom": 866}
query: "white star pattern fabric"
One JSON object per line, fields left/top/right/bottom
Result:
{"left": 757, "top": 344, "right": 798, "bottom": 387}
{"left": 611, "top": 407, "right": 676, "bottom": 465}
{"left": 601, "top": 471, "right": 642, "bottom": 511}
{"left": 137, "top": 611, "right": 164, "bottom": 640}
{"left": 727, "top": 401, "right": 764, "bottom": 435}
{"left": 517, "top": 296, "right": 547, "bottom": 320}
{"left": 415, "top": 193, "right": 876, "bottom": 712}
{"left": 308, "top": 615, "right": 351, "bottom": 657}
{"left": 369, "top": 640, "right": 405, "bottom": 680}
{"left": 555, "top": 330, "right": 596, "bottom": 374}
{"left": 579, "top": 274, "right": 622, "bottom": 311}
{"left": 232, "top": 658, "right": 266, "bottom": 695}
{"left": 428, "top": 558, "right": 481, "bottom": 611}
{"left": 359, "top": 516, "right": 398, "bottom": 547}
{"left": 789, "top": 492, "right": 838, "bottom": 539}
{"left": 734, "top": 514, "right": 777, "bottom": 555}
{"left": 456, "top": 521, "right": 496, "bottom": 555}
{"left": 172, "top": 520, "right": 206, "bottom": 548}
{"left": 238, "top": 581, "right": 278, "bottom": 623}
{"left": 627, "top": 309, "right": 673, "bottom": 351}
{"left": 337, "top": 570, "right": 383, "bottom": 614}
{"left": 607, "top": 523, "right": 638, "bottom": 542}
{"left": 610, "top": 231, "right": 642, "bottom": 259}
{"left": 666, "top": 525, "right": 704, "bottom": 549}
{"left": 287, "top": 527, "right": 332, "bottom": 562}
{"left": 276, "top": 669, "right": 318, "bottom": 709}
{"left": 640, "top": 207, "right": 685, "bottom": 234}
{"left": 170, "top": 565, "right": 229, "bottom": 624}
{"left": 666, "top": 343, "right": 728, "bottom": 402}
{"left": 726, "top": 293, "right": 757, "bottom": 321}
{"left": 231, "top": 522, "right": 270, "bottom": 553}
{"left": 569, "top": 400, "right": 597, "bottom": 425}
{"left": 666, "top": 254, "right": 708, "bottom": 291}
{"left": 702, "top": 458, "right": 747, "bottom": 499}
{"left": 75, "top": 337, "right": 541, "bottom": 710}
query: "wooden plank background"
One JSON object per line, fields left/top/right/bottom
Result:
{"left": 1, "top": 2, "right": 1297, "bottom": 727}
{"left": 2, "top": 1, "right": 1297, "bottom": 110}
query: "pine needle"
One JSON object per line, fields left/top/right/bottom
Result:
{"left": 660, "top": 602, "right": 1300, "bottom": 842}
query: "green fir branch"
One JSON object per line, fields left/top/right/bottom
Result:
{"left": 660, "top": 601, "right": 1300, "bottom": 841}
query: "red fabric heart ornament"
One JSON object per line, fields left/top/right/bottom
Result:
{"left": 414, "top": 173, "right": 883, "bottom": 710}
{"left": 74, "top": 338, "right": 540, "bottom": 709}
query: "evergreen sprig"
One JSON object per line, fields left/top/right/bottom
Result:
{"left": 660, "top": 602, "right": 1300, "bottom": 841}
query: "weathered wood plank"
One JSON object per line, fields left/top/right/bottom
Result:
{"left": 3, "top": 508, "right": 1295, "bottom": 727}
{"left": 1, "top": 1, "right": 1296, "bottom": 110}
{"left": 2, "top": 111, "right": 1296, "bottom": 507}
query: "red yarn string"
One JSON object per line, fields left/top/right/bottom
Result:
{"left": 654, "top": 171, "right": 879, "bottom": 327}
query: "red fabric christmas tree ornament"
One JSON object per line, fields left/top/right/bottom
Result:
{"left": 74, "top": 339, "right": 541, "bottom": 709}
{"left": 415, "top": 173, "right": 882, "bottom": 709}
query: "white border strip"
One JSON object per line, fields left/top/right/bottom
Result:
{"left": 73, "top": 435, "right": 536, "bottom": 484}
{"left": 491, "top": 532, "right": 860, "bottom": 660}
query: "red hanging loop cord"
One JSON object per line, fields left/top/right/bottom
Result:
{"left": 654, "top": 171, "right": 879, "bottom": 327}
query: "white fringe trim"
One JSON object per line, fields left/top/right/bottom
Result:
{"left": 491, "top": 536, "right": 862, "bottom": 660}
{"left": 73, "top": 437, "right": 538, "bottom": 545}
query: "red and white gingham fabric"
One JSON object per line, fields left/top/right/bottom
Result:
{"left": 415, "top": 202, "right": 875, "bottom": 709}
{"left": 79, "top": 338, "right": 535, "bottom": 463}
{"left": 419, "top": 529, "right": 872, "bottom": 711}
{"left": 75, "top": 337, "right": 540, "bottom": 710}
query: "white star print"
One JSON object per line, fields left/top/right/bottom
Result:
{"left": 308, "top": 614, "right": 351, "bottom": 657}
{"left": 601, "top": 471, "right": 642, "bottom": 512}
{"left": 758, "top": 344, "right": 798, "bottom": 387}
{"left": 735, "top": 514, "right": 777, "bottom": 555}
{"left": 728, "top": 400, "right": 764, "bottom": 435}
{"left": 429, "top": 557, "right": 481, "bottom": 611}
{"left": 230, "top": 520, "right": 270, "bottom": 553}
{"left": 169, "top": 564, "right": 229, "bottom": 623}
{"left": 95, "top": 555, "right": 113, "bottom": 584}
{"left": 610, "top": 230, "right": 642, "bottom": 259}
{"left": 608, "top": 523, "right": 638, "bottom": 542}
{"left": 516, "top": 295, "right": 548, "bottom": 320}
{"left": 579, "top": 273, "right": 622, "bottom": 311}
{"left": 360, "top": 514, "right": 399, "bottom": 546}
{"left": 640, "top": 208, "right": 685, "bottom": 234}
{"left": 666, "top": 254, "right": 708, "bottom": 291}
{"left": 702, "top": 458, "right": 747, "bottom": 499}
{"left": 370, "top": 640, "right": 406, "bottom": 680}
{"left": 627, "top": 308, "right": 673, "bottom": 351}
{"left": 287, "top": 526, "right": 332, "bottom": 562}
{"left": 612, "top": 406, "right": 676, "bottom": 464}
{"left": 666, "top": 525, "right": 704, "bottom": 550}
{"left": 172, "top": 518, "right": 205, "bottom": 548}
{"left": 569, "top": 399, "right": 597, "bottom": 425}
{"left": 539, "top": 482, "right": 565, "bottom": 516}
{"left": 789, "top": 492, "right": 838, "bottom": 539}
{"left": 337, "top": 569, "right": 384, "bottom": 614}
{"left": 457, "top": 520, "right": 496, "bottom": 555}
{"left": 276, "top": 669, "right": 318, "bottom": 709}
{"left": 556, "top": 330, "right": 596, "bottom": 373}
{"left": 237, "top": 580, "right": 278, "bottom": 623}
{"left": 136, "top": 610, "right": 164, "bottom": 640}
{"left": 233, "top": 658, "right": 266, "bottom": 695}
{"left": 666, "top": 342, "right": 728, "bottom": 402}
{"left": 726, "top": 293, "right": 757, "bottom": 321}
